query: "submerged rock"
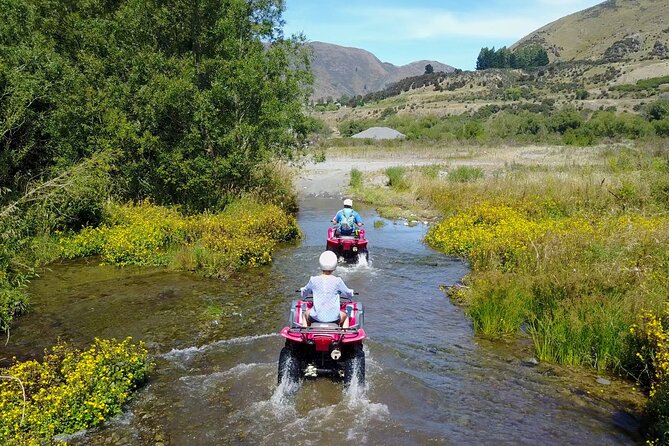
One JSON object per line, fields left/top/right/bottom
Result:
{"left": 521, "top": 357, "right": 539, "bottom": 367}
{"left": 596, "top": 377, "right": 611, "bottom": 385}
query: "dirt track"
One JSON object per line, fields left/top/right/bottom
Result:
{"left": 295, "top": 157, "right": 449, "bottom": 197}
{"left": 295, "top": 144, "right": 606, "bottom": 197}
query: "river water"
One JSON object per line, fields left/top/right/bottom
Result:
{"left": 2, "top": 197, "right": 638, "bottom": 445}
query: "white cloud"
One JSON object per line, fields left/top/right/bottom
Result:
{"left": 343, "top": 1, "right": 601, "bottom": 42}
{"left": 348, "top": 7, "right": 541, "bottom": 40}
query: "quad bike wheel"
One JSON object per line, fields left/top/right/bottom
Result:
{"left": 344, "top": 344, "right": 365, "bottom": 386}
{"left": 278, "top": 346, "right": 301, "bottom": 384}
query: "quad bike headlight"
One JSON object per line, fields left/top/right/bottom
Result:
{"left": 352, "top": 246, "right": 358, "bottom": 252}
{"left": 331, "top": 348, "right": 341, "bottom": 360}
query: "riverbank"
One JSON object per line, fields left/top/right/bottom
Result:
{"left": 306, "top": 141, "right": 669, "bottom": 443}
{"left": 0, "top": 197, "right": 301, "bottom": 445}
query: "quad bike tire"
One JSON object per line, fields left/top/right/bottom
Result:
{"left": 278, "top": 346, "right": 301, "bottom": 384}
{"left": 344, "top": 344, "right": 365, "bottom": 386}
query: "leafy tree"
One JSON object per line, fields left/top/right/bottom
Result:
{"left": 475, "top": 44, "right": 549, "bottom": 70}
{"left": 424, "top": 64, "right": 434, "bottom": 74}
{"left": 476, "top": 47, "right": 494, "bottom": 70}
{"left": 0, "top": 0, "right": 312, "bottom": 211}
{"left": 548, "top": 107, "right": 584, "bottom": 134}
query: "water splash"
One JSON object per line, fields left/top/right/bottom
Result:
{"left": 248, "top": 358, "right": 300, "bottom": 421}
{"left": 343, "top": 349, "right": 389, "bottom": 443}
{"left": 179, "top": 362, "right": 264, "bottom": 389}
{"left": 356, "top": 252, "right": 371, "bottom": 267}
{"left": 161, "top": 333, "right": 278, "bottom": 361}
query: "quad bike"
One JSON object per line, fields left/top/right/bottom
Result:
{"left": 326, "top": 226, "right": 369, "bottom": 263}
{"left": 278, "top": 294, "right": 366, "bottom": 386}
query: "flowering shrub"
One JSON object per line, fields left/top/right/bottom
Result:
{"left": 59, "top": 199, "right": 300, "bottom": 275}
{"left": 0, "top": 337, "right": 148, "bottom": 445}
{"left": 629, "top": 307, "right": 669, "bottom": 445}
{"left": 427, "top": 202, "right": 669, "bottom": 273}
{"left": 426, "top": 199, "right": 669, "bottom": 372}
{"left": 425, "top": 202, "right": 595, "bottom": 271}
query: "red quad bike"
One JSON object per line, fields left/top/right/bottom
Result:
{"left": 326, "top": 227, "right": 369, "bottom": 263}
{"left": 278, "top": 293, "right": 366, "bottom": 386}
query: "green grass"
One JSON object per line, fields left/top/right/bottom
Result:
{"left": 385, "top": 166, "right": 409, "bottom": 191}
{"left": 447, "top": 166, "right": 484, "bottom": 182}
{"left": 352, "top": 145, "right": 669, "bottom": 376}
{"left": 350, "top": 168, "right": 362, "bottom": 189}
{"left": 611, "top": 76, "right": 669, "bottom": 92}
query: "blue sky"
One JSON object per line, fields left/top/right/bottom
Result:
{"left": 283, "top": 0, "right": 603, "bottom": 70}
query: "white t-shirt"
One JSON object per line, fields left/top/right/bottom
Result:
{"left": 301, "top": 275, "right": 353, "bottom": 322}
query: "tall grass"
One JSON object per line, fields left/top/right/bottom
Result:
{"left": 447, "top": 166, "right": 484, "bottom": 183}
{"left": 385, "top": 166, "right": 409, "bottom": 191}
{"left": 350, "top": 168, "right": 363, "bottom": 189}
{"left": 351, "top": 146, "right": 669, "bottom": 375}
{"left": 421, "top": 148, "right": 669, "bottom": 372}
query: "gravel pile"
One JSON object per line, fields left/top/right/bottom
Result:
{"left": 351, "top": 127, "right": 406, "bottom": 140}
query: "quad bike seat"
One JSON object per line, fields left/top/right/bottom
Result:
{"left": 310, "top": 322, "right": 340, "bottom": 329}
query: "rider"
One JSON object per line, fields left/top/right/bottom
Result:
{"left": 332, "top": 198, "right": 363, "bottom": 237}
{"left": 301, "top": 251, "right": 354, "bottom": 328}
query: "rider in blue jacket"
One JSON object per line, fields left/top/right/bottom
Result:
{"left": 332, "top": 198, "right": 363, "bottom": 236}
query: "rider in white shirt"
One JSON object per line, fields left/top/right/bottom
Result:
{"left": 301, "top": 251, "right": 354, "bottom": 327}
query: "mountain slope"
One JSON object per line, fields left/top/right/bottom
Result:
{"left": 309, "top": 41, "right": 454, "bottom": 101}
{"left": 513, "top": 0, "right": 669, "bottom": 62}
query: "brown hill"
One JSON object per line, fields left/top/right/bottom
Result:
{"left": 513, "top": 0, "right": 669, "bottom": 62}
{"left": 308, "top": 41, "right": 454, "bottom": 101}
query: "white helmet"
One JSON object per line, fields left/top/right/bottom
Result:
{"left": 319, "top": 251, "right": 338, "bottom": 271}
{"left": 343, "top": 198, "right": 353, "bottom": 207}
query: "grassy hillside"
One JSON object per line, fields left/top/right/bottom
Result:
{"left": 312, "top": 57, "right": 669, "bottom": 134}
{"left": 513, "top": 0, "right": 669, "bottom": 62}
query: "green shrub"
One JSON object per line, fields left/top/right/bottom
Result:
{"left": 575, "top": 89, "right": 590, "bottom": 100}
{"left": 486, "top": 111, "right": 546, "bottom": 140}
{"left": 547, "top": 107, "right": 584, "bottom": 134}
{"left": 304, "top": 116, "right": 333, "bottom": 137}
{"left": 654, "top": 117, "right": 669, "bottom": 137}
{"left": 587, "top": 111, "right": 654, "bottom": 139}
{"left": 562, "top": 127, "right": 598, "bottom": 146}
{"left": 349, "top": 168, "right": 363, "bottom": 189}
{"left": 643, "top": 100, "right": 669, "bottom": 121}
{"left": 503, "top": 87, "right": 522, "bottom": 101}
{"left": 611, "top": 76, "right": 669, "bottom": 92}
{"left": 385, "top": 166, "right": 409, "bottom": 191}
{"left": 0, "top": 288, "right": 28, "bottom": 333}
{"left": 338, "top": 119, "right": 374, "bottom": 137}
{"left": 448, "top": 166, "right": 484, "bottom": 182}
{"left": 456, "top": 121, "right": 485, "bottom": 141}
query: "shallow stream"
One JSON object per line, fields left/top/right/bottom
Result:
{"left": 2, "top": 196, "right": 638, "bottom": 445}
